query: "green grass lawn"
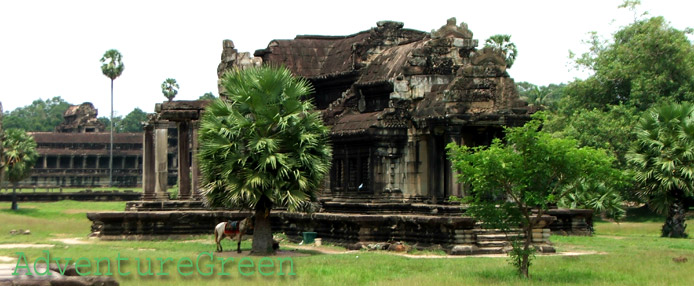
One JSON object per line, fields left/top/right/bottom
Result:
{"left": 1, "top": 201, "right": 692, "bottom": 286}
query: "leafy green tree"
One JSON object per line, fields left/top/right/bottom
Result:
{"left": 161, "top": 78, "right": 179, "bottom": 101}
{"left": 120, "top": 108, "right": 147, "bottom": 132}
{"left": 98, "top": 116, "right": 122, "bottom": 132}
{"left": 198, "top": 66, "right": 332, "bottom": 254}
{"left": 101, "top": 49, "right": 124, "bottom": 187}
{"left": 544, "top": 106, "right": 639, "bottom": 170}
{"left": 627, "top": 102, "right": 694, "bottom": 238}
{"left": 199, "top": 92, "right": 216, "bottom": 100}
{"left": 485, "top": 34, "right": 518, "bottom": 68}
{"left": 448, "top": 115, "right": 620, "bottom": 278}
{"left": 3, "top": 97, "right": 70, "bottom": 131}
{"left": 97, "top": 108, "right": 146, "bottom": 133}
{"left": 565, "top": 16, "right": 694, "bottom": 111}
{"left": 544, "top": 106, "right": 639, "bottom": 203}
{"left": 2, "top": 129, "right": 38, "bottom": 210}
{"left": 516, "top": 82, "right": 566, "bottom": 110}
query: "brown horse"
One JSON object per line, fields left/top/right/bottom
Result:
{"left": 214, "top": 216, "right": 253, "bottom": 253}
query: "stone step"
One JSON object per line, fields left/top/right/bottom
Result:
{"left": 477, "top": 241, "right": 509, "bottom": 248}
{"left": 476, "top": 233, "right": 518, "bottom": 240}
{"left": 476, "top": 246, "right": 505, "bottom": 254}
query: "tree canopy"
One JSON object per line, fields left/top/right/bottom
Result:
{"left": 2, "top": 97, "right": 70, "bottom": 131}
{"left": 627, "top": 102, "right": 694, "bottom": 238}
{"left": 2, "top": 128, "right": 38, "bottom": 210}
{"left": 485, "top": 34, "right": 518, "bottom": 68}
{"left": 161, "top": 78, "right": 179, "bottom": 101}
{"left": 199, "top": 92, "right": 216, "bottom": 100}
{"left": 448, "top": 116, "right": 621, "bottom": 278}
{"left": 198, "top": 66, "right": 332, "bottom": 254}
{"left": 565, "top": 16, "right": 694, "bottom": 111}
{"left": 100, "top": 49, "right": 124, "bottom": 81}
{"left": 98, "top": 108, "right": 148, "bottom": 133}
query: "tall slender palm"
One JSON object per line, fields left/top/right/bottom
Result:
{"left": 2, "top": 129, "right": 38, "bottom": 210}
{"left": 161, "top": 78, "right": 179, "bottom": 101}
{"left": 627, "top": 102, "right": 694, "bottom": 238}
{"left": 100, "top": 49, "right": 124, "bottom": 187}
{"left": 485, "top": 34, "right": 518, "bottom": 68}
{"left": 198, "top": 66, "right": 332, "bottom": 254}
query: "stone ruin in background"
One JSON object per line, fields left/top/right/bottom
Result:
{"left": 55, "top": 102, "right": 105, "bottom": 133}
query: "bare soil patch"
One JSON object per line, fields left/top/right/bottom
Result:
{"left": 0, "top": 244, "right": 54, "bottom": 249}
{"left": 63, "top": 209, "right": 96, "bottom": 214}
{"left": 50, "top": 238, "right": 91, "bottom": 245}
{"left": 215, "top": 249, "right": 311, "bottom": 258}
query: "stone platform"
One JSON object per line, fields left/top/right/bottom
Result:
{"left": 87, "top": 203, "right": 563, "bottom": 255}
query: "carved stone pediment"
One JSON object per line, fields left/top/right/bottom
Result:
{"left": 431, "top": 17, "right": 473, "bottom": 39}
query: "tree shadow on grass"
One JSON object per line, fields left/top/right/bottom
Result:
{"left": 0, "top": 207, "right": 41, "bottom": 217}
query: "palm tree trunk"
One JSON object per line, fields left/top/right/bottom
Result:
{"left": 109, "top": 79, "right": 114, "bottom": 187}
{"left": 662, "top": 191, "right": 688, "bottom": 238}
{"left": 251, "top": 195, "right": 274, "bottom": 255}
{"left": 11, "top": 183, "right": 18, "bottom": 210}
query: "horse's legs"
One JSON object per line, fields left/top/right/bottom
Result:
{"left": 237, "top": 234, "right": 242, "bottom": 253}
{"left": 215, "top": 229, "right": 220, "bottom": 252}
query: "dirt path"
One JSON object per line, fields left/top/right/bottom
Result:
{"left": 0, "top": 244, "right": 54, "bottom": 249}
{"left": 50, "top": 238, "right": 92, "bottom": 245}
{"left": 287, "top": 244, "right": 604, "bottom": 259}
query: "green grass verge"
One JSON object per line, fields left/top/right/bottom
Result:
{"left": 0, "top": 201, "right": 692, "bottom": 286}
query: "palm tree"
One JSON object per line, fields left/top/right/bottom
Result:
{"left": 100, "top": 49, "right": 124, "bottom": 187}
{"left": 2, "top": 129, "right": 38, "bottom": 210}
{"left": 161, "top": 78, "right": 179, "bottom": 101}
{"left": 198, "top": 66, "right": 332, "bottom": 254}
{"left": 627, "top": 102, "right": 694, "bottom": 238}
{"left": 485, "top": 34, "right": 518, "bottom": 68}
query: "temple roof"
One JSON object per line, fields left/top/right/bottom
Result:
{"left": 331, "top": 112, "right": 381, "bottom": 135}
{"left": 258, "top": 32, "right": 370, "bottom": 78}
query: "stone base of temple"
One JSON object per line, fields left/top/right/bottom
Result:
{"left": 87, "top": 201, "right": 593, "bottom": 255}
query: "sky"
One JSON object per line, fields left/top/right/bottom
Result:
{"left": 1, "top": 0, "right": 692, "bottom": 117}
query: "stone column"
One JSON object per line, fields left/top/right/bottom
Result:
{"left": 43, "top": 156, "right": 47, "bottom": 168}
{"left": 191, "top": 121, "right": 202, "bottom": 200}
{"left": 142, "top": 123, "right": 156, "bottom": 200}
{"left": 69, "top": 156, "right": 74, "bottom": 169}
{"left": 177, "top": 121, "right": 191, "bottom": 200}
{"left": 153, "top": 122, "right": 169, "bottom": 200}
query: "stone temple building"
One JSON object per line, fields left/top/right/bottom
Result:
{"left": 215, "top": 18, "right": 532, "bottom": 203}
{"left": 23, "top": 103, "right": 178, "bottom": 188}
{"left": 91, "top": 19, "right": 592, "bottom": 254}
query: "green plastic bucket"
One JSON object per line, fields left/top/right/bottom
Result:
{"left": 302, "top": 232, "right": 317, "bottom": 244}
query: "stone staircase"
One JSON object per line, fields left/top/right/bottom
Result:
{"left": 450, "top": 227, "right": 554, "bottom": 255}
